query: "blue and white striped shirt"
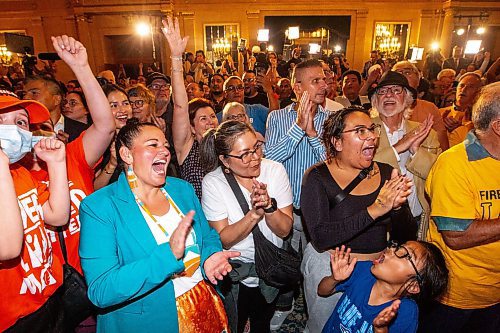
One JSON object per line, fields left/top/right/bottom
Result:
{"left": 265, "top": 103, "right": 329, "bottom": 207}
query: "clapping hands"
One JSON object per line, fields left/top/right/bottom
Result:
{"left": 394, "top": 114, "right": 434, "bottom": 154}
{"left": 370, "top": 169, "right": 412, "bottom": 218}
{"left": 250, "top": 178, "right": 270, "bottom": 213}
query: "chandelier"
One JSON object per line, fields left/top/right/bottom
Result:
{"left": 213, "top": 38, "right": 230, "bottom": 60}
{"left": 0, "top": 46, "right": 13, "bottom": 65}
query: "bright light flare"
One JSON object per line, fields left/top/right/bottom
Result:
{"left": 136, "top": 22, "right": 150, "bottom": 36}
{"left": 430, "top": 42, "right": 440, "bottom": 51}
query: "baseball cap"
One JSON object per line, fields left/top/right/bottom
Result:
{"left": 146, "top": 72, "right": 171, "bottom": 87}
{"left": 0, "top": 89, "right": 50, "bottom": 124}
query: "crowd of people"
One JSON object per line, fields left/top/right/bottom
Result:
{"left": 0, "top": 15, "right": 498, "bottom": 333}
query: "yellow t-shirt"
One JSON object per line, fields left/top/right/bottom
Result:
{"left": 426, "top": 132, "right": 500, "bottom": 309}
{"left": 439, "top": 105, "right": 472, "bottom": 148}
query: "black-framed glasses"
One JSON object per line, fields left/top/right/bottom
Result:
{"left": 242, "top": 78, "right": 256, "bottom": 83}
{"left": 376, "top": 86, "right": 404, "bottom": 95}
{"left": 149, "top": 84, "right": 170, "bottom": 91}
{"left": 341, "top": 124, "right": 381, "bottom": 140}
{"left": 225, "top": 141, "right": 264, "bottom": 164}
{"left": 387, "top": 240, "right": 423, "bottom": 286}
{"left": 67, "top": 99, "right": 82, "bottom": 108}
{"left": 227, "top": 113, "right": 247, "bottom": 121}
{"left": 130, "top": 100, "right": 145, "bottom": 108}
{"left": 225, "top": 85, "right": 245, "bottom": 93}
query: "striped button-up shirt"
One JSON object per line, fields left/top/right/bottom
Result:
{"left": 265, "top": 103, "right": 328, "bottom": 207}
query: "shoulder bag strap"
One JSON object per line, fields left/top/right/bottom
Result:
{"left": 57, "top": 229, "right": 69, "bottom": 264}
{"left": 223, "top": 170, "right": 250, "bottom": 214}
{"left": 223, "top": 170, "right": 266, "bottom": 240}
{"left": 333, "top": 162, "right": 374, "bottom": 206}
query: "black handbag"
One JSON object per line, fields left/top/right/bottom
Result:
{"left": 57, "top": 230, "right": 96, "bottom": 329}
{"left": 223, "top": 171, "right": 301, "bottom": 289}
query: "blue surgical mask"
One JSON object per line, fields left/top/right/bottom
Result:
{"left": 0, "top": 124, "right": 33, "bottom": 164}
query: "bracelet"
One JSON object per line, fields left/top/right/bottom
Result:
{"left": 171, "top": 68, "right": 183, "bottom": 73}
{"left": 170, "top": 56, "right": 183, "bottom": 61}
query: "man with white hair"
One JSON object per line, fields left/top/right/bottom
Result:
{"left": 393, "top": 60, "right": 449, "bottom": 150}
{"left": 421, "top": 82, "right": 500, "bottom": 333}
{"left": 370, "top": 71, "right": 441, "bottom": 240}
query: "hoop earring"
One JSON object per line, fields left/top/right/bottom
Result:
{"left": 127, "top": 166, "right": 138, "bottom": 189}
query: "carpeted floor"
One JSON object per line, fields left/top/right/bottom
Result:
{"left": 274, "top": 290, "right": 308, "bottom": 333}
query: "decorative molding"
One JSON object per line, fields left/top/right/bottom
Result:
{"left": 246, "top": 10, "right": 260, "bottom": 19}
{"left": 356, "top": 9, "right": 368, "bottom": 19}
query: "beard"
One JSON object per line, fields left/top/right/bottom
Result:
{"left": 155, "top": 99, "right": 169, "bottom": 116}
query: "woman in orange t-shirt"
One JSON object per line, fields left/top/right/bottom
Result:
{"left": 0, "top": 91, "right": 70, "bottom": 332}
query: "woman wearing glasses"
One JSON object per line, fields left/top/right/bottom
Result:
{"left": 222, "top": 102, "right": 266, "bottom": 143}
{"left": 300, "top": 106, "right": 418, "bottom": 333}
{"left": 200, "top": 120, "right": 293, "bottom": 333}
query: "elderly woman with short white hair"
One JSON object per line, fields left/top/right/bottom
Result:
{"left": 222, "top": 102, "right": 265, "bottom": 142}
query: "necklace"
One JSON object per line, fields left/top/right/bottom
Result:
{"left": 366, "top": 164, "right": 380, "bottom": 179}
{"left": 132, "top": 188, "right": 185, "bottom": 235}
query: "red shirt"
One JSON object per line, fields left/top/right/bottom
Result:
{"left": 0, "top": 165, "right": 63, "bottom": 331}
{"left": 32, "top": 133, "right": 96, "bottom": 274}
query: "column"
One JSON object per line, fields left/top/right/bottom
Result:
{"left": 440, "top": 8, "right": 455, "bottom": 58}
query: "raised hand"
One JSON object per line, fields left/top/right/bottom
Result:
{"left": 373, "top": 300, "right": 400, "bottom": 332}
{"left": 169, "top": 211, "right": 194, "bottom": 260}
{"left": 256, "top": 72, "right": 273, "bottom": 94}
{"left": 203, "top": 251, "right": 240, "bottom": 285}
{"left": 161, "top": 16, "right": 189, "bottom": 57}
{"left": 51, "top": 35, "right": 88, "bottom": 68}
{"left": 330, "top": 245, "right": 357, "bottom": 282}
{"left": 34, "top": 138, "right": 66, "bottom": 164}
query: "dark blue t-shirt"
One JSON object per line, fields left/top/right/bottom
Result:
{"left": 322, "top": 261, "right": 418, "bottom": 333}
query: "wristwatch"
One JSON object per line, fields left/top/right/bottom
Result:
{"left": 263, "top": 198, "right": 278, "bottom": 214}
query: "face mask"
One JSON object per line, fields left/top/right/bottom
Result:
{"left": 0, "top": 124, "right": 33, "bottom": 164}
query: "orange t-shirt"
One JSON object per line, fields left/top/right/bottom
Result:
{"left": 0, "top": 165, "right": 63, "bottom": 331}
{"left": 32, "top": 133, "right": 96, "bottom": 274}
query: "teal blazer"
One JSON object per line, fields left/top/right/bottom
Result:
{"left": 79, "top": 173, "right": 222, "bottom": 333}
